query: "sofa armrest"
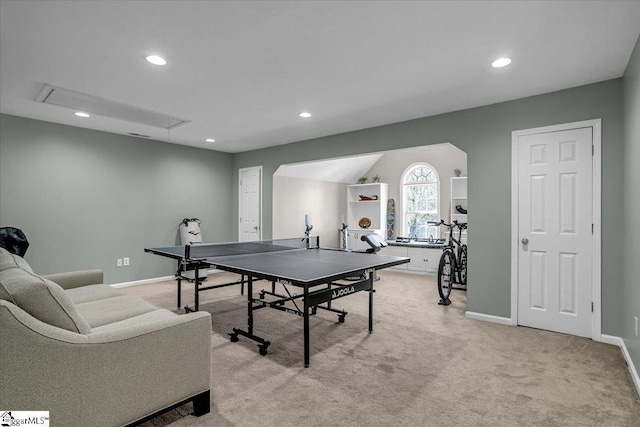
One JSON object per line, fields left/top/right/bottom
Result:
{"left": 0, "top": 300, "right": 212, "bottom": 427}
{"left": 42, "top": 269, "right": 104, "bottom": 289}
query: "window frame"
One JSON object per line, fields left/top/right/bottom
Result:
{"left": 401, "top": 162, "right": 440, "bottom": 238}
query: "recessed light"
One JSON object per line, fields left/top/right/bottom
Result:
{"left": 146, "top": 55, "right": 167, "bottom": 66}
{"left": 205, "top": 138, "right": 216, "bottom": 143}
{"left": 298, "top": 112, "right": 312, "bottom": 118}
{"left": 74, "top": 112, "right": 90, "bottom": 118}
{"left": 492, "top": 57, "right": 512, "bottom": 68}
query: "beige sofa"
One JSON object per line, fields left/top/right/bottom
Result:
{"left": 0, "top": 248, "right": 212, "bottom": 426}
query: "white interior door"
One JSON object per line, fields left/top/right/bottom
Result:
{"left": 517, "top": 127, "right": 593, "bottom": 337}
{"left": 239, "top": 166, "right": 262, "bottom": 242}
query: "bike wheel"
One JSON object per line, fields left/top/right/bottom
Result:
{"left": 459, "top": 244, "right": 468, "bottom": 286}
{"left": 438, "top": 250, "right": 455, "bottom": 302}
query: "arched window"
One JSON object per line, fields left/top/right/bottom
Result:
{"left": 402, "top": 163, "right": 439, "bottom": 238}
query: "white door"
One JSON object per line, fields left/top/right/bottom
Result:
{"left": 517, "top": 127, "right": 593, "bottom": 337}
{"left": 239, "top": 166, "right": 262, "bottom": 242}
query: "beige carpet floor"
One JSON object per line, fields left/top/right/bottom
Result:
{"left": 123, "top": 271, "right": 640, "bottom": 427}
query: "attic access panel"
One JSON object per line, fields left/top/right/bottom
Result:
{"left": 35, "top": 84, "right": 190, "bottom": 129}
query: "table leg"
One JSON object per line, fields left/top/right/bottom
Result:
{"left": 368, "top": 272, "right": 374, "bottom": 333}
{"left": 194, "top": 266, "right": 200, "bottom": 311}
{"left": 304, "top": 284, "right": 310, "bottom": 368}
{"left": 176, "top": 261, "right": 182, "bottom": 309}
{"left": 247, "top": 276, "right": 253, "bottom": 336}
{"left": 177, "top": 277, "right": 182, "bottom": 309}
{"left": 229, "top": 275, "right": 270, "bottom": 355}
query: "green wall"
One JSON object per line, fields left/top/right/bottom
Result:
{"left": 0, "top": 114, "right": 233, "bottom": 283}
{"left": 0, "top": 77, "right": 630, "bottom": 345}
{"left": 232, "top": 79, "right": 625, "bottom": 335}
{"left": 623, "top": 36, "right": 640, "bottom": 373}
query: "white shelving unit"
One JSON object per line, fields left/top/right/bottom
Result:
{"left": 450, "top": 176, "right": 467, "bottom": 245}
{"left": 346, "top": 183, "right": 388, "bottom": 251}
{"left": 450, "top": 177, "right": 467, "bottom": 224}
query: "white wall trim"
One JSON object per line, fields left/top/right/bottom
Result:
{"left": 465, "top": 311, "right": 514, "bottom": 326}
{"left": 111, "top": 269, "right": 221, "bottom": 288}
{"left": 599, "top": 334, "right": 624, "bottom": 346}
{"left": 111, "top": 275, "right": 174, "bottom": 288}
{"left": 510, "top": 119, "right": 602, "bottom": 339}
{"left": 600, "top": 335, "right": 640, "bottom": 398}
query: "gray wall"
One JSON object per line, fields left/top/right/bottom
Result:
{"left": 232, "top": 79, "right": 624, "bottom": 336}
{"left": 0, "top": 114, "right": 233, "bottom": 283}
{"left": 0, "top": 77, "right": 631, "bottom": 359}
{"left": 623, "top": 36, "right": 640, "bottom": 372}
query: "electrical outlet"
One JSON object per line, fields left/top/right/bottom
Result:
{"left": 123, "top": 257, "right": 130, "bottom": 266}
{"left": 635, "top": 316, "right": 638, "bottom": 338}
{"left": 117, "top": 258, "right": 123, "bottom": 267}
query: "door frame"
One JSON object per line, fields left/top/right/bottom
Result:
{"left": 238, "top": 166, "right": 263, "bottom": 241}
{"left": 510, "top": 119, "right": 601, "bottom": 339}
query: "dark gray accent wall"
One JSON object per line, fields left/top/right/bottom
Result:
{"left": 0, "top": 114, "right": 233, "bottom": 283}
{"left": 623, "top": 36, "right": 640, "bottom": 372}
{"left": 232, "top": 79, "right": 624, "bottom": 336}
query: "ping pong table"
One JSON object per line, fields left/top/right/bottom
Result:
{"left": 145, "top": 237, "right": 409, "bottom": 367}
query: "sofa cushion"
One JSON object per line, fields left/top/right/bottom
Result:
{"left": 66, "top": 284, "right": 125, "bottom": 304}
{"left": 0, "top": 247, "right": 33, "bottom": 273}
{"left": 0, "top": 248, "right": 33, "bottom": 302}
{"left": 90, "top": 308, "right": 178, "bottom": 333}
{"left": 75, "top": 295, "right": 159, "bottom": 328}
{"left": 0, "top": 267, "right": 91, "bottom": 334}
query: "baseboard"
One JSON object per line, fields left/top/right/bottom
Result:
{"left": 111, "top": 275, "right": 174, "bottom": 288}
{"left": 111, "top": 269, "right": 221, "bottom": 288}
{"left": 600, "top": 334, "right": 640, "bottom": 398}
{"left": 599, "top": 334, "right": 623, "bottom": 346}
{"left": 465, "top": 311, "right": 514, "bottom": 325}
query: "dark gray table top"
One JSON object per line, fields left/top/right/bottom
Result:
{"left": 146, "top": 244, "right": 409, "bottom": 286}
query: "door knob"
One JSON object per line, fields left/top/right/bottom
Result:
{"left": 521, "top": 238, "right": 529, "bottom": 245}
{"left": 253, "top": 226, "right": 259, "bottom": 230}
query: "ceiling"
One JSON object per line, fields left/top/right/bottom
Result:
{"left": 1, "top": 1, "right": 639, "bottom": 154}
{"left": 274, "top": 153, "right": 384, "bottom": 184}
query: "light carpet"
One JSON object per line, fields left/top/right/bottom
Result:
{"left": 123, "top": 271, "right": 640, "bottom": 426}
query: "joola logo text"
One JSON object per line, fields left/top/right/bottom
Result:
{"left": 332, "top": 286, "right": 355, "bottom": 298}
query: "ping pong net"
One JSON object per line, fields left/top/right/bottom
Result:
{"left": 184, "top": 236, "right": 320, "bottom": 261}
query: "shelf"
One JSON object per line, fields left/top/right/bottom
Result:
{"left": 450, "top": 177, "right": 468, "bottom": 238}
{"left": 346, "top": 183, "right": 388, "bottom": 249}
{"left": 451, "top": 176, "right": 467, "bottom": 199}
